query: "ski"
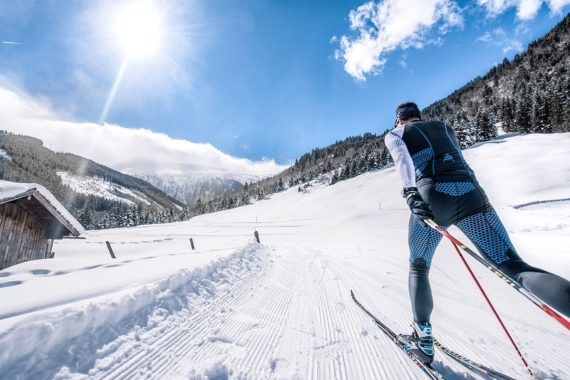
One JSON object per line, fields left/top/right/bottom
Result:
{"left": 400, "top": 333, "right": 516, "bottom": 380}
{"left": 425, "top": 219, "right": 570, "bottom": 331}
{"left": 432, "top": 338, "right": 516, "bottom": 380}
{"left": 350, "top": 290, "right": 444, "bottom": 380}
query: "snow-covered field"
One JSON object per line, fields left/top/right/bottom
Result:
{"left": 1, "top": 133, "right": 569, "bottom": 379}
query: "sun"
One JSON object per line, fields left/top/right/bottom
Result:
{"left": 113, "top": 3, "right": 163, "bottom": 59}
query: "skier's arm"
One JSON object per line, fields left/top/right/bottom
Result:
{"left": 384, "top": 130, "right": 416, "bottom": 189}
{"left": 385, "top": 130, "right": 433, "bottom": 225}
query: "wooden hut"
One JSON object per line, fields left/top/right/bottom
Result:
{"left": 0, "top": 181, "right": 84, "bottom": 270}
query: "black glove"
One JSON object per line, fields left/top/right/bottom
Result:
{"left": 403, "top": 187, "right": 434, "bottom": 226}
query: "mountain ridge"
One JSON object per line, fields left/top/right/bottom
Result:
{"left": 0, "top": 131, "right": 184, "bottom": 229}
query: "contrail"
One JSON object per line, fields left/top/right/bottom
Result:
{"left": 1, "top": 41, "right": 21, "bottom": 45}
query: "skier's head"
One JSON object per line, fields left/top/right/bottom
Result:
{"left": 395, "top": 102, "right": 421, "bottom": 127}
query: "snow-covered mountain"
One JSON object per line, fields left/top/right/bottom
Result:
{"left": 116, "top": 160, "right": 253, "bottom": 205}
{"left": 134, "top": 173, "right": 244, "bottom": 205}
{"left": 1, "top": 133, "right": 569, "bottom": 379}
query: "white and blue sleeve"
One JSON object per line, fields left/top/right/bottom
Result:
{"left": 384, "top": 128, "right": 416, "bottom": 189}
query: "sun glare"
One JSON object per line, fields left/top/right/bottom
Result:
{"left": 114, "top": 3, "right": 162, "bottom": 59}
{"left": 98, "top": 0, "right": 186, "bottom": 125}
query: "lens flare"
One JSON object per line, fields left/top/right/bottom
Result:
{"left": 113, "top": 3, "right": 162, "bottom": 59}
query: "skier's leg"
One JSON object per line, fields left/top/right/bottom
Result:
{"left": 409, "top": 261, "right": 432, "bottom": 323}
{"left": 455, "top": 209, "right": 519, "bottom": 265}
{"left": 408, "top": 215, "right": 443, "bottom": 323}
{"left": 499, "top": 260, "right": 570, "bottom": 317}
{"left": 455, "top": 210, "right": 570, "bottom": 317}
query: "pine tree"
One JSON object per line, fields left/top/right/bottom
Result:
{"left": 563, "top": 75, "right": 570, "bottom": 132}
{"left": 531, "top": 91, "right": 551, "bottom": 133}
{"left": 482, "top": 83, "right": 493, "bottom": 106}
{"left": 78, "top": 208, "right": 93, "bottom": 229}
{"left": 515, "top": 95, "right": 532, "bottom": 133}
{"left": 330, "top": 172, "right": 339, "bottom": 185}
{"left": 381, "top": 146, "right": 391, "bottom": 165}
{"left": 550, "top": 78, "right": 565, "bottom": 131}
{"left": 476, "top": 111, "right": 496, "bottom": 141}
{"left": 452, "top": 114, "right": 471, "bottom": 147}
{"left": 500, "top": 98, "right": 515, "bottom": 133}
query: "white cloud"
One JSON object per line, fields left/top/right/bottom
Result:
{"left": 0, "top": 85, "right": 287, "bottom": 182}
{"left": 335, "top": 0, "right": 463, "bottom": 81}
{"left": 476, "top": 28, "right": 524, "bottom": 53}
{"left": 547, "top": 0, "right": 570, "bottom": 12}
{"left": 477, "top": 0, "right": 570, "bottom": 20}
{"left": 336, "top": 0, "right": 570, "bottom": 81}
{"left": 518, "top": 0, "right": 543, "bottom": 19}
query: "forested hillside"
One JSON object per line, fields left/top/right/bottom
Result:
{"left": 0, "top": 132, "right": 184, "bottom": 229}
{"left": 423, "top": 13, "right": 570, "bottom": 146}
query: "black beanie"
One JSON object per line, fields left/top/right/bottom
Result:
{"left": 395, "top": 102, "right": 421, "bottom": 123}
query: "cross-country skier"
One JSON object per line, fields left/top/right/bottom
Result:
{"left": 384, "top": 102, "right": 570, "bottom": 364}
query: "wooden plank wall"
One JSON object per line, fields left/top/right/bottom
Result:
{"left": 0, "top": 202, "right": 50, "bottom": 270}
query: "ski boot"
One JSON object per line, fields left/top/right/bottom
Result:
{"left": 411, "top": 321, "right": 434, "bottom": 364}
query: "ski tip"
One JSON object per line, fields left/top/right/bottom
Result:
{"left": 541, "top": 303, "right": 570, "bottom": 331}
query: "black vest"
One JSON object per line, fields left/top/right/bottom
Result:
{"left": 401, "top": 120, "right": 474, "bottom": 182}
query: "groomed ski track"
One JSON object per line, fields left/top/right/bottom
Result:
{"left": 1, "top": 134, "right": 569, "bottom": 379}
{"left": 5, "top": 221, "right": 569, "bottom": 379}
{"left": 88, "top": 243, "right": 441, "bottom": 380}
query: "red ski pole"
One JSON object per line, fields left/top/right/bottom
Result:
{"left": 448, "top": 239, "right": 534, "bottom": 376}
{"left": 428, "top": 220, "right": 534, "bottom": 377}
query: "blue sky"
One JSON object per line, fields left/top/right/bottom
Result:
{"left": 0, "top": 0, "right": 568, "bottom": 164}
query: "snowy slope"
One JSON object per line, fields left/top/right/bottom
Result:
{"left": 0, "top": 133, "right": 569, "bottom": 379}
{"left": 57, "top": 171, "right": 154, "bottom": 206}
{"left": 0, "top": 147, "right": 12, "bottom": 161}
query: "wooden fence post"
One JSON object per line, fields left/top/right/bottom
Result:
{"left": 254, "top": 230, "right": 260, "bottom": 244}
{"left": 190, "top": 238, "right": 195, "bottom": 250}
{"left": 106, "top": 241, "right": 117, "bottom": 259}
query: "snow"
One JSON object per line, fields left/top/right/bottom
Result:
{"left": 0, "top": 133, "right": 569, "bottom": 379}
{"left": 0, "top": 180, "right": 84, "bottom": 235}
{"left": 118, "top": 161, "right": 276, "bottom": 186}
{"left": 57, "top": 171, "right": 153, "bottom": 206}
{"left": 0, "top": 147, "right": 12, "bottom": 161}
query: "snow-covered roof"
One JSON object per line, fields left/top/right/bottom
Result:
{"left": 0, "top": 180, "right": 84, "bottom": 236}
